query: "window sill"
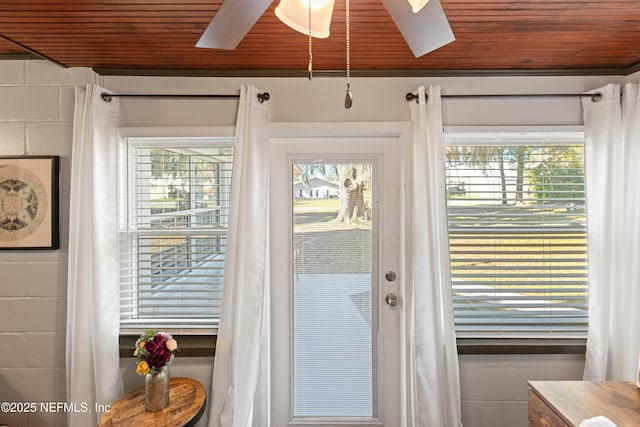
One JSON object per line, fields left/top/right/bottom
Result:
{"left": 456, "top": 338, "right": 586, "bottom": 355}
{"left": 120, "top": 334, "right": 217, "bottom": 358}
{"left": 120, "top": 335, "right": 584, "bottom": 357}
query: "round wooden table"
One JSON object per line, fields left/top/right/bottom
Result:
{"left": 99, "top": 377, "right": 206, "bottom": 427}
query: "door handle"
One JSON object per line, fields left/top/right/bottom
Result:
{"left": 385, "top": 293, "right": 398, "bottom": 307}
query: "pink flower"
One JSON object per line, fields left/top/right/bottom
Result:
{"left": 166, "top": 339, "right": 178, "bottom": 351}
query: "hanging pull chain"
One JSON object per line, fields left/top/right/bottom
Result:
{"left": 344, "top": 0, "right": 352, "bottom": 108}
{"left": 308, "top": 0, "right": 313, "bottom": 81}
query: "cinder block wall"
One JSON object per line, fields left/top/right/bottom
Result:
{"left": 0, "top": 60, "right": 96, "bottom": 427}
{"left": 0, "top": 62, "right": 604, "bottom": 427}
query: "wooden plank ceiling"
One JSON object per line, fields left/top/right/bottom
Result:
{"left": 0, "top": 1, "right": 639, "bottom": 76}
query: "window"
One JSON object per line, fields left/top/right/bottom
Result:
{"left": 444, "top": 130, "right": 588, "bottom": 337}
{"left": 119, "top": 137, "right": 233, "bottom": 330}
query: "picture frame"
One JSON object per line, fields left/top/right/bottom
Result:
{"left": 0, "top": 156, "right": 60, "bottom": 250}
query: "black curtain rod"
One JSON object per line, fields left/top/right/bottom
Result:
{"left": 99, "top": 90, "right": 599, "bottom": 104}
{"left": 405, "top": 92, "right": 603, "bottom": 103}
{"left": 100, "top": 92, "right": 270, "bottom": 103}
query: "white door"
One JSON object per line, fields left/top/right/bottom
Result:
{"left": 270, "top": 124, "right": 407, "bottom": 427}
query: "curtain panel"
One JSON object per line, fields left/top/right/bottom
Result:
{"left": 208, "top": 85, "right": 271, "bottom": 427}
{"left": 583, "top": 83, "right": 640, "bottom": 381}
{"left": 407, "top": 85, "right": 463, "bottom": 427}
{"left": 66, "top": 84, "right": 123, "bottom": 426}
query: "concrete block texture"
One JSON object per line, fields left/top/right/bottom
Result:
{"left": 0, "top": 262, "right": 67, "bottom": 297}
{"left": 26, "top": 121, "right": 72, "bottom": 156}
{"left": 0, "top": 333, "right": 28, "bottom": 368}
{"left": 0, "top": 86, "right": 60, "bottom": 121}
{"left": 0, "top": 122, "right": 25, "bottom": 154}
{"left": 0, "top": 60, "right": 26, "bottom": 85}
{"left": 0, "top": 297, "right": 66, "bottom": 333}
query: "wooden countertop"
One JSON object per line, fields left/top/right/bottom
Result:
{"left": 528, "top": 381, "right": 640, "bottom": 426}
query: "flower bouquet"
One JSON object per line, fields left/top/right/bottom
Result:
{"left": 134, "top": 329, "right": 178, "bottom": 376}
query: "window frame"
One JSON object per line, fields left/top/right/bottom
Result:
{"left": 118, "top": 126, "right": 235, "bottom": 336}
{"left": 443, "top": 125, "right": 589, "bottom": 340}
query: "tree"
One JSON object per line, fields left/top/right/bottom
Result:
{"left": 446, "top": 145, "right": 509, "bottom": 204}
{"left": 149, "top": 148, "right": 228, "bottom": 213}
{"left": 528, "top": 146, "right": 584, "bottom": 203}
{"left": 335, "top": 165, "right": 369, "bottom": 222}
{"left": 293, "top": 163, "right": 370, "bottom": 222}
{"left": 148, "top": 148, "right": 191, "bottom": 212}
{"left": 445, "top": 145, "right": 532, "bottom": 205}
{"left": 513, "top": 146, "right": 527, "bottom": 204}
{"left": 293, "top": 164, "right": 337, "bottom": 190}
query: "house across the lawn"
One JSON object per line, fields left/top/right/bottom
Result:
{"left": 294, "top": 177, "right": 340, "bottom": 199}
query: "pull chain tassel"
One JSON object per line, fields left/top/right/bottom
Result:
{"left": 344, "top": 82, "right": 353, "bottom": 109}
{"left": 344, "top": 0, "right": 352, "bottom": 109}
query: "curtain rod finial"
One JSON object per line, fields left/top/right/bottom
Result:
{"left": 258, "top": 92, "right": 270, "bottom": 103}
{"left": 405, "top": 92, "right": 420, "bottom": 103}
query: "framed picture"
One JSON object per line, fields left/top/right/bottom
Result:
{"left": 0, "top": 156, "right": 59, "bottom": 250}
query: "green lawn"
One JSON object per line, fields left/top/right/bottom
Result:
{"left": 293, "top": 197, "right": 372, "bottom": 274}
{"left": 292, "top": 198, "right": 587, "bottom": 303}
{"left": 294, "top": 198, "right": 341, "bottom": 212}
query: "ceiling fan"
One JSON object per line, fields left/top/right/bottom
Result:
{"left": 195, "top": 0, "right": 455, "bottom": 58}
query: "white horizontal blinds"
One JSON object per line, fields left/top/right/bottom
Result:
{"left": 444, "top": 132, "right": 588, "bottom": 337}
{"left": 119, "top": 137, "right": 234, "bottom": 329}
{"left": 292, "top": 163, "right": 375, "bottom": 418}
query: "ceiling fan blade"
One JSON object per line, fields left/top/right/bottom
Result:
{"left": 380, "top": 0, "right": 455, "bottom": 58}
{"left": 196, "top": 0, "right": 274, "bottom": 49}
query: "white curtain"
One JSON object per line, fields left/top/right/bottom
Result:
{"left": 583, "top": 83, "right": 640, "bottom": 381}
{"left": 209, "top": 85, "right": 271, "bottom": 427}
{"left": 66, "top": 84, "right": 123, "bottom": 426}
{"left": 407, "top": 85, "right": 463, "bottom": 427}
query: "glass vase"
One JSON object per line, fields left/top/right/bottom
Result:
{"left": 145, "top": 366, "right": 170, "bottom": 411}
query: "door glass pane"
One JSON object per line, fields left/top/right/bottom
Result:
{"left": 292, "top": 163, "right": 376, "bottom": 418}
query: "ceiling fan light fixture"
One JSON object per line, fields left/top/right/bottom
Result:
{"left": 408, "top": 0, "right": 430, "bottom": 13}
{"left": 275, "top": 0, "right": 335, "bottom": 38}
